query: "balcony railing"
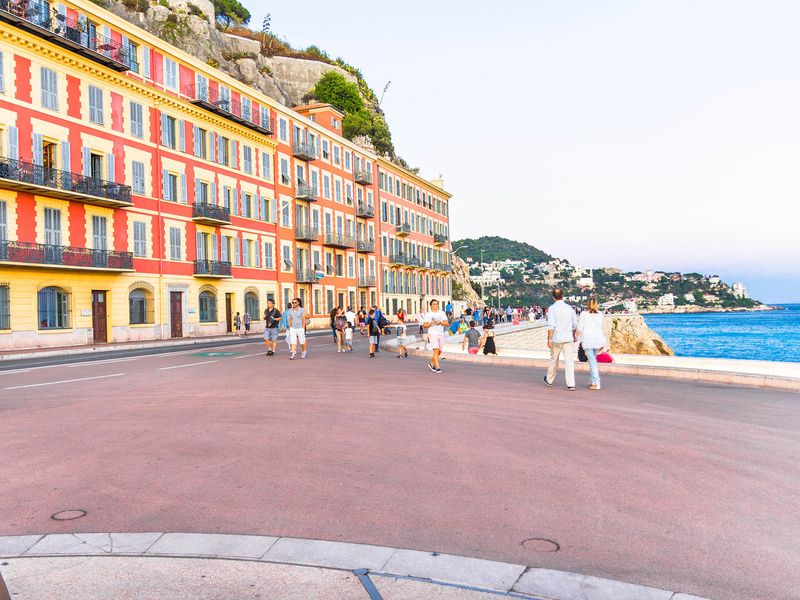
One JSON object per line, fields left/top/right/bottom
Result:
{"left": 389, "top": 253, "right": 407, "bottom": 266}
{"left": 355, "top": 202, "right": 374, "bottom": 219}
{"left": 434, "top": 233, "right": 448, "bottom": 246}
{"left": 433, "top": 261, "right": 452, "bottom": 273}
{"left": 356, "top": 239, "right": 375, "bottom": 253}
{"left": 294, "top": 182, "right": 318, "bottom": 202}
{"left": 0, "top": 156, "right": 132, "bottom": 208}
{"left": 357, "top": 275, "right": 376, "bottom": 288}
{"left": 396, "top": 223, "right": 411, "bottom": 237}
{"left": 296, "top": 268, "right": 317, "bottom": 283}
{"left": 0, "top": 240, "right": 133, "bottom": 270}
{"left": 295, "top": 225, "right": 319, "bottom": 242}
{"left": 354, "top": 168, "right": 372, "bottom": 185}
{"left": 0, "top": 0, "right": 132, "bottom": 71}
{"left": 192, "top": 202, "right": 231, "bottom": 225}
{"left": 324, "top": 233, "right": 355, "bottom": 249}
{"left": 405, "top": 255, "right": 420, "bottom": 268}
{"left": 292, "top": 140, "right": 318, "bottom": 162}
{"left": 194, "top": 259, "right": 232, "bottom": 277}
{"left": 184, "top": 84, "right": 273, "bottom": 136}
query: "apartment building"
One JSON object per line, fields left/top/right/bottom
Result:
{"left": 0, "top": 0, "right": 451, "bottom": 349}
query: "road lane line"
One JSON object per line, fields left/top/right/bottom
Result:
{"left": 234, "top": 352, "right": 268, "bottom": 359}
{"left": 157, "top": 360, "right": 217, "bottom": 371}
{"left": 4, "top": 373, "right": 125, "bottom": 390}
{"left": 0, "top": 369, "right": 32, "bottom": 375}
{"left": 66, "top": 357, "right": 140, "bottom": 368}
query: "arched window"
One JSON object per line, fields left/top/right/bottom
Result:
{"left": 244, "top": 292, "right": 259, "bottom": 320}
{"left": 129, "top": 288, "right": 153, "bottom": 324}
{"left": 199, "top": 290, "right": 217, "bottom": 323}
{"left": 38, "top": 286, "right": 70, "bottom": 329}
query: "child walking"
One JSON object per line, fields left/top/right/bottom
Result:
{"left": 344, "top": 322, "right": 354, "bottom": 352}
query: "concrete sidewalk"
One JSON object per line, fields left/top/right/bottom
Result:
{"left": 0, "top": 533, "right": 709, "bottom": 600}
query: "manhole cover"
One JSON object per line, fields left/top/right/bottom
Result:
{"left": 51, "top": 510, "right": 86, "bottom": 521}
{"left": 521, "top": 538, "right": 560, "bottom": 552}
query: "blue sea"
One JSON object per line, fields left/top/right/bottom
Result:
{"left": 643, "top": 304, "right": 800, "bottom": 363}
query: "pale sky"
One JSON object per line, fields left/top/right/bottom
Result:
{"left": 250, "top": 1, "right": 800, "bottom": 302}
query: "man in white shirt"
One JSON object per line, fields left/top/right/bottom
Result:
{"left": 544, "top": 288, "right": 578, "bottom": 390}
{"left": 345, "top": 306, "right": 357, "bottom": 328}
{"left": 422, "top": 299, "right": 449, "bottom": 374}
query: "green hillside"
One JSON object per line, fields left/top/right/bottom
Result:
{"left": 453, "top": 236, "right": 554, "bottom": 265}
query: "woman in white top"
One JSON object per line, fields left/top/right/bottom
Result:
{"left": 577, "top": 298, "right": 607, "bottom": 390}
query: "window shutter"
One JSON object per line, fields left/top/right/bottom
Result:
{"left": 272, "top": 198, "right": 277, "bottom": 223}
{"left": 32, "top": 133, "right": 43, "bottom": 166}
{"left": 256, "top": 196, "right": 262, "bottom": 220}
{"left": 61, "top": 141, "right": 70, "bottom": 174}
{"left": 102, "top": 26, "right": 111, "bottom": 55}
{"left": 194, "top": 177, "right": 201, "bottom": 203}
{"left": 231, "top": 140, "right": 238, "bottom": 169}
{"left": 217, "top": 138, "right": 224, "bottom": 164}
{"left": 255, "top": 241, "right": 261, "bottom": 267}
{"left": 82, "top": 146, "right": 91, "bottom": 176}
{"left": 178, "top": 120, "right": 185, "bottom": 152}
{"left": 161, "top": 169, "right": 169, "bottom": 200}
{"left": 160, "top": 114, "right": 167, "bottom": 146}
{"left": 8, "top": 127, "right": 18, "bottom": 161}
{"left": 220, "top": 237, "right": 228, "bottom": 262}
{"left": 193, "top": 126, "right": 200, "bottom": 157}
{"left": 142, "top": 47, "right": 151, "bottom": 78}
{"left": 233, "top": 189, "right": 239, "bottom": 215}
{"left": 210, "top": 183, "right": 216, "bottom": 205}
{"left": 196, "top": 231, "right": 203, "bottom": 260}
{"left": 180, "top": 174, "right": 187, "bottom": 203}
{"left": 106, "top": 153, "right": 115, "bottom": 182}
{"left": 211, "top": 234, "right": 218, "bottom": 260}
{"left": 78, "top": 14, "right": 87, "bottom": 45}
{"left": 234, "top": 238, "right": 240, "bottom": 266}
{"left": 0, "top": 51, "right": 4, "bottom": 94}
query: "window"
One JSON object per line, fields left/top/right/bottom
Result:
{"left": 0, "top": 51, "right": 5, "bottom": 94}
{"left": 242, "top": 97, "right": 252, "bottom": 121}
{"left": 263, "top": 241, "right": 274, "bottom": 269}
{"left": 0, "top": 200, "right": 6, "bottom": 241}
{"left": 132, "top": 161, "right": 145, "bottom": 194}
{"left": 163, "top": 172, "right": 179, "bottom": 201}
{"left": 218, "top": 136, "right": 230, "bottom": 165}
{"left": 88, "top": 86, "right": 104, "bottom": 124}
{"left": 323, "top": 175, "right": 330, "bottom": 199}
{"left": 41, "top": 68, "right": 58, "bottom": 109}
{"left": 333, "top": 146, "right": 340, "bottom": 165}
{"left": 129, "top": 288, "right": 153, "bottom": 324}
{"left": 243, "top": 146, "right": 253, "bottom": 174}
{"left": 344, "top": 151, "right": 351, "bottom": 170}
{"left": 244, "top": 292, "right": 259, "bottom": 319}
{"left": 242, "top": 192, "right": 252, "bottom": 218}
{"left": 164, "top": 58, "right": 178, "bottom": 91}
{"left": 335, "top": 180, "right": 341, "bottom": 202}
{"left": 242, "top": 239, "right": 250, "bottom": 266}
{"left": 322, "top": 140, "right": 329, "bottom": 159}
{"left": 262, "top": 152, "right": 272, "bottom": 180}
{"left": 92, "top": 216, "right": 107, "bottom": 250}
{"left": 281, "top": 200, "right": 290, "bottom": 227}
{"left": 126, "top": 40, "right": 139, "bottom": 73}
{"left": 133, "top": 221, "right": 147, "bottom": 257}
{"left": 130, "top": 102, "right": 144, "bottom": 137}
{"left": 161, "top": 115, "right": 176, "bottom": 149}
{"left": 280, "top": 158, "right": 290, "bottom": 184}
{"left": 279, "top": 118, "right": 288, "bottom": 141}
{"left": 0, "top": 284, "right": 8, "bottom": 329}
{"left": 281, "top": 244, "right": 292, "bottom": 270}
{"left": 169, "top": 227, "right": 181, "bottom": 260}
{"left": 44, "top": 208, "right": 61, "bottom": 246}
{"left": 38, "top": 287, "right": 69, "bottom": 329}
{"left": 199, "top": 291, "right": 217, "bottom": 322}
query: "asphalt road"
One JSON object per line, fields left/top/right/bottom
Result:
{"left": 1, "top": 336, "right": 798, "bottom": 599}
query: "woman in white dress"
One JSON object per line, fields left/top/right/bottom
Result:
{"left": 577, "top": 298, "right": 607, "bottom": 390}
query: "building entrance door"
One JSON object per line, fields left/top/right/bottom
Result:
{"left": 225, "top": 293, "right": 233, "bottom": 332}
{"left": 91, "top": 290, "right": 107, "bottom": 343}
{"left": 170, "top": 291, "right": 183, "bottom": 338}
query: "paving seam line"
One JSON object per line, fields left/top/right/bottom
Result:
{"left": 0, "top": 533, "right": 712, "bottom": 600}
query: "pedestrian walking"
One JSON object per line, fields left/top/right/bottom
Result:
{"left": 334, "top": 308, "right": 347, "bottom": 353}
{"left": 396, "top": 311, "right": 408, "bottom": 358}
{"left": 357, "top": 307, "right": 367, "bottom": 335}
{"left": 234, "top": 312, "right": 242, "bottom": 335}
{"left": 481, "top": 320, "right": 497, "bottom": 355}
{"left": 263, "top": 299, "right": 281, "bottom": 356}
{"left": 366, "top": 309, "right": 383, "bottom": 358}
{"left": 243, "top": 312, "right": 251, "bottom": 336}
{"left": 462, "top": 320, "right": 481, "bottom": 355}
{"left": 344, "top": 322, "right": 354, "bottom": 352}
{"left": 345, "top": 306, "right": 357, "bottom": 329}
{"left": 543, "top": 288, "right": 578, "bottom": 391}
{"left": 577, "top": 298, "right": 608, "bottom": 390}
{"left": 286, "top": 297, "right": 309, "bottom": 360}
{"left": 445, "top": 301, "right": 453, "bottom": 321}
{"left": 422, "top": 299, "right": 449, "bottom": 374}
{"left": 373, "top": 305, "right": 387, "bottom": 350}
{"left": 329, "top": 307, "right": 339, "bottom": 342}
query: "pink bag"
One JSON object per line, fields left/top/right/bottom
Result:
{"left": 596, "top": 352, "right": 613, "bottom": 363}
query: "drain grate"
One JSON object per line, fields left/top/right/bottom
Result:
{"left": 521, "top": 538, "right": 560, "bottom": 552}
{"left": 51, "top": 510, "right": 87, "bottom": 521}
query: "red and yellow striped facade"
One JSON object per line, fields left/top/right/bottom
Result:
{"left": 0, "top": 0, "right": 451, "bottom": 349}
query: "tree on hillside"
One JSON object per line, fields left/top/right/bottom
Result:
{"left": 214, "top": 0, "right": 250, "bottom": 27}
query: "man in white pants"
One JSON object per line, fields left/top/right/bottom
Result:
{"left": 544, "top": 288, "right": 578, "bottom": 390}
{"left": 286, "top": 297, "right": 309, "bottom": 360}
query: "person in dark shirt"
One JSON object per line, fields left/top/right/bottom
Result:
{"left": 262, "top": 299, "right": 282, "bottom": 356}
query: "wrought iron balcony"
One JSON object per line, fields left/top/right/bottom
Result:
{"left": 357, "top": 275, "right": 376, "bottom": 288}
{"left": 405, "top": 255, "right": 421, "bottom": 268}
{"left": 355, "top": 202, "right": 374, "bottom": 219}
{"left": 0, "top": 156, "right": 132, "bottom": 208}
{"left": 434, "top": 233, "right": 448, "bottom": 246}
{"left": 194, "top": 259, "right": 232, "bottom": 278}
{"left": 0, "top": 0, "right": 131, "bottom": 71}
{"left": 323, "top": 233, "right": 355, "bottom": 249}
{"left": 356, "top": 239, "right": 375, "bottom": 253}
{"left": 0, "top": 240, "right": 133, "bottom": 271}
{"left": 389, "top": 253, "right": 407, "bottom": 266}
{"left": 354, "top": 168, "right": 372, "bottom": 185}
{"left": 432, "top": 261, "right": 452, "bottom": 273}
{"left": 192, "top": 202, "right": 231, "bottom": 226}
{"left": 294, "top": 182, "right": 318, "bottom": 202}
{"left": 295, "top": 225, "right": 319, "bottom": 242}
{"left": 292, "top": 140, "right": 318, "bottom": 162}
{"left": 296, "top": 268, "right": 317, "bottom": 283}
{"left": 396, "top": 223, "right": 411, "bottom": 237}
{"left": 184, "top": 84, "right": 273, "bottom": 136}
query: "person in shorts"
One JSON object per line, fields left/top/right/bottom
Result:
{"left": 263, "top": 299, "right": 281, "bottom": 356}
{"left": 344, "top": 322, "right": 354, "bottom": 352}
{"left": 422, "top": 299, "right": 449, "bottom": 374}
{"left": 233, "top": 312, "right": 242, "bottom": 335}
{"left": 462, "top": 320, "right": 481, "bottom": 355}
{"left": 243, "top": 312, "right": 251, "bottom": 336}
{"left": 396, "top": 314, "right": 408, "bottom": 358}
{"left": 286, "top": 297, "right": 309, "bottom": 360}
{"left": 366, "top": 309, "right": 383, "bottom": 358}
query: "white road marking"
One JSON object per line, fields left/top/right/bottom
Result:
{"left": 66, "top": 357, "right": 139, "bottom": 368}
{"left": 0, "top": 369, "right": 32, "bottom": 375}
{"left": 157, "top": 360, "right": 217, "bottom": 371}
{"left": 234, "top": 352, "right": 268, "bottom": 359}
{"left": 4, "top": 373, "right": 125, "bottom": 390}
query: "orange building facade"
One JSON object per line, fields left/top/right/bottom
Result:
{"left": 0, "top": 0, "right": 451, "bottom": 349}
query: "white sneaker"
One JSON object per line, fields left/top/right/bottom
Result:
{"left": 301, "top": 351, "right": 306, "bottom": 359}
{"left": 290, "top": 352, "right": 295, "bottom": 360}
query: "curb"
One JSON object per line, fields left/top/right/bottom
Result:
{"left": 0, "top": 533, "right": 711, "bottom": 600}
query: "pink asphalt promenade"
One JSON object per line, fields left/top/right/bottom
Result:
{"left": 1, "top": 336, "right": 798, "bottom": 599}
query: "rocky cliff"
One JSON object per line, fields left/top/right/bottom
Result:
{"left": 605, "top": 315, "right": 673, "bottom": 356}
{"left": 451, "top": 256, "right": 481, "bottom": 305}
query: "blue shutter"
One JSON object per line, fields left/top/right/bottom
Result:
{"left": 0, "top": 51, "right": 5, "bottom": 94}
{"left": 231, "top": 140, "right": 238, "bottom": 169}
{"left": 142, "top": 47, "right": 151, "bottom": 78}
{"left": 234, "top": 188, "right": 240, "bottom": 215}
{"left": 210, "top": 183, "right": 216, "bottom": 205}
{"left": 211, "top": 234, "right": 218, "bottom": 261}
{"left": 194, "top": 177, "right": 200, "bottom": 203}
{"left": 196, "top": 231, "right": 202, "bottom": 260}
{"left": 61, "top": 141, "right": 71, "bottom": 174}
{"left": 256, "top": 195, "right": 262, "bottom": 220}
{"left": 106, "top": 153, "right": 115, "bottom": 182}
{"left": 193, "top": 127, "right": 200, "bottom": 157}
{"left": 102, "top": 26, "right": 111, "bottom": 56}
{"left": 82, "top": 146, "right": 91, "bottom": 176}
{"left": 180, "top": 173, "right": 187, "bottom": 203}
{"left": 217, "top": 137, "right": 223, "bottom": 164}
{"left": 160, "top": 114, "right": 167, "bottom": 146}
{"left": 8, "top": 127, "right": 18, "bottom": 161}
{"left": 32, "top": 133, "right": 43, "bottom": 166}
{"left": 79, "top": 15, "right": 88, "bottom": 45}
{"left": 161, "top": 169, "right": 169, "bottom": 200}
{"left": 178, "top": 120, "right": 185, "bottom": 152}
